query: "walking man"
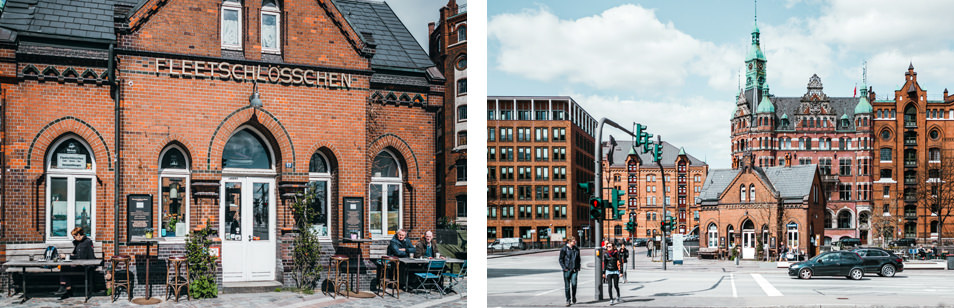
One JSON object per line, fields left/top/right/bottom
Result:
{"left": 560, "top": 236, "right": 581, "bottom": 306}
{"left": 647, "top": 239, "right": 654, "bottom": 258}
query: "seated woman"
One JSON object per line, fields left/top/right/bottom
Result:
{"left": 53, "top": 227, "right": 96, "bottom": 299}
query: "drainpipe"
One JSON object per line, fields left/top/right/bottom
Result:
{"left": 109, "top": 43, "right": 120, "bottom": 256}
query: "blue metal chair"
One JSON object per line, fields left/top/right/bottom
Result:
{"left": 413, "top": 260, "right": 446, "bottom": 298}
{"left": 441, "top": 261, "right": 466, "bottom": 298}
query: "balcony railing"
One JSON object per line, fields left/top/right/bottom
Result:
{"left": 904, "top": 195, "right": 918, "bottom": 202}
{"left": 904, "top": 178, "right": 917, "bottom": 185}
{"left": 904, "top": 138, "right": 917, "bottom": 146}
{"left": 905, "top": 160, "right": 917, "bottom": 167}
{"left": 904, "top": 212, "right": 917, "bottom": 219}
{"left": 905, "top": 121, "right": 917, "bottom": 128}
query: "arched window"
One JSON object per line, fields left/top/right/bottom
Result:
{"left": 825, "top": 210, "right": 833, "bottom": 229}
{"left": 748, "top": 184, "right": 755, "bottom": 202}
{"left": 837, "top": 210, "right": 852, "bottom": 229}
{"left": 159, "top": 145, "right": 190, "bottom": 239}
{"left": 740, "top": 185, "right": 746, "bottom": 202}
{"left": 370, "top": 150, "right": 403, "bottom": 237}
{"left": 707, "top": 223, "right": 719, "bottom": 247}
{"left": 787, "top": 222, "right": 799, "bottom": 249}
{"left": 46, "top": 136, "right": 96, "bottom": 240}
{"left": 309, "top": 152, "right": 333, "bottom": 238}
{"left": 727, "top": 224, "right": 735, "bottom": 246}
{"left": 260, "top": 0, "right": 281, "bottom": 53}
{"left": 221, "top": 0, "right": 242, "bottom": 49}
{"left": 904, "top": 104, "right": 917, "bottom": 127}
{"left": 222, "top": 128, "right": 273, "bottom": 169}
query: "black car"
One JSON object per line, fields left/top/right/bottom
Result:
{"left": 889, "top": 238, "right": 917, "bottom": 247}
{"left": 852, "top": 247, "right": 904, "bottom": 277}
{"left": 839, "top": 238, "right": 862, "bottom": 248}
{"left": 787, "top": 251, "right": 865, "bottom": 280}
{"left": 633, "top": 238, "right": 649, "bottom": 247}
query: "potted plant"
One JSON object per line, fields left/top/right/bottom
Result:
{"left": 145, "top": 228, "right": 154, "bottom": 239}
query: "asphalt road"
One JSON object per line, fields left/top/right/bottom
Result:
{"left": 488, "top": 248, "right": 954, "bottom": 307}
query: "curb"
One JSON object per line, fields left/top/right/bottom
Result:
{"left": 488, "top": 248, "right": 562, "bottom": 259}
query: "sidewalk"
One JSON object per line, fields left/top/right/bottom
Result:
{"left": 0, "top": 288, "right": 467, "bottom": 308}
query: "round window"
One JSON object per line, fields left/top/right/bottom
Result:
{"left": 930, "top": 130, "right": 940, "bottom": 140}
{"left": 456, "top": 55, "right": 466, "bottom": 70}
{"left": 880, "top": 130, "right": 891, "bottom": 140}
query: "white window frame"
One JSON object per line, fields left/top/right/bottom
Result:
{"left": 158, "top": 145, "right": 191, "bottom": 242}
{"left": 46, "top": 137, "right": 97, "bottom": 242}
{"left": 221, "top": 0, "right": 243, "bottom": 50}
{"left": 707, "top": 224, "right": 718, "bottom": 247}
{"left": 787, "top": 223, "right": 799, "bottom": 249}
{"left": 309, "top": 152, "right": 333, "bottom": 240}
{"left": 370, "top": 150, "right": 403, "bottom": 239}
{"left": 260, "top": 2, "right": 282, "bottom": 54}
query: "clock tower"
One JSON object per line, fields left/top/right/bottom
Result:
{"left": 745, "top": 20, "right": 767, "bottom": 92}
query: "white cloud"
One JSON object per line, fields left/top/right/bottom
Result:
{"left": 759, "top": 20, "right": 834, "bottom": 94}
{"left": 569, "top": 94, "right": 732, "bottom": 169}
{"left": 811, "top": 0, "right": 954, "bottom": 52}
{"left": 489, "top": 5, "right": 737, "bottom": 94}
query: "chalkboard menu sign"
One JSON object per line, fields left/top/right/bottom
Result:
{"left": 127, "top": 194, "right": 153, "bottom": 241}
{"left": 342, "top": 197, "right": 363, "bottom": 239}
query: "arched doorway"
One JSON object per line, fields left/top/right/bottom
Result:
{"left": 741, "top": 219, "right": 756, "bottom": 259}
{"left": 220, "top": 127, "right": 277, "bottom": 282}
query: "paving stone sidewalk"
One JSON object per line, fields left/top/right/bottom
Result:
{"left": 0, "top": 289, "right": 467, "bottom": 308}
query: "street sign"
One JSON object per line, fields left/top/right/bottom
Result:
{"left": 787, "top": 222, "right": 798, "bottom": 228}
{"left": 582, "top": 225, "right": 590, "bottom": 230}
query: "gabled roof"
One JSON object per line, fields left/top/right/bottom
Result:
{"left": 697, "top": 169, "right": 741, "bottom": 203}
{"left": 0, "top": 0, "right": 137, "bottom": 42}
{"left": 335, "top": 0, "right": 434, "bottom": 70}
{"left": 603, "top": 139, "right": 705, "bottom": 168}
{"left": 697, "top": 164, "right": 818, "bottom": 205}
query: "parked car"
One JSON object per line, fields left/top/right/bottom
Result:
{"left": 633, "top": 238, "right": 649, "bottom": 247}
{"left": 889, "top": 238, "right": 917, "bottom": 247}
{"left": 852, "top": 247, "right": 904, "bottom": 277}
{"left": 839, "top": 238, "right": 862, "bottom": 248}
{"left": 788, "top": 251, "right": 865, "bottom": 280}
{"left": 488, "top": 238, "right": 525, "bottom": 250}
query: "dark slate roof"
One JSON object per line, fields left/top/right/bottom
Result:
{"left": 696, "top": 164, "right": 818, "bottom": 204}
{"left": 370, "top": 72, "right": 428, "bottom": 87}
{"left": 603, "top": 139, "right": 706, "bottom": 168}
{"left": 334, "top": 0, "right": 435, "bottom": 70}
{"left": 742, "top": 88, "right": 863, "bottom": 131}
{"left": 0, "top": 0, "right": 137, "bottom": 42}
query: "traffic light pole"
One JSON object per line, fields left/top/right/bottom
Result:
{"left": 592, "top": 118, "right": 642, "bottom": 301}
{"left": 656, "top": 134, "right": 668, "bottom": 271}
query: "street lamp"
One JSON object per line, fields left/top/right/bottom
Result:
{"left": 249, "top": 81, "right": 263, "bottom": 107}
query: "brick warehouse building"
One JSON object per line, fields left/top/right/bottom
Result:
{"left": 731, "top": 19, "right": 873, "bottom": 246}
{"left": 872, "top": 64, "right": 954, "bottom": 245}
{"left": 697, "top": 155, "right": 826, "bottom": 260}
{"left": 0, "top": 0, "right": 444, "bottom": 292}
{"left": 600, "top": 140, "right": 708, "bottom": 242}
{"left": 487, "top": 96, "right": 597, "bottom": 246}
{"left": 429, "top": 0, "right": 467, "bottom": 227}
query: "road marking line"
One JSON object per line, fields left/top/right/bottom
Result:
{"left": 730, "top": 273, "right": 738, "bottom": 298}
{"left": 534, "top": 279, "right": 594, "bottom": 296}
{"left": 751, "top": 273, "right": 783, "bottom": 296}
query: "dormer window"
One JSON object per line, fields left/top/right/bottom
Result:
{"left": 261, "top": 0, "right": 281, "bottom": 54}
{"left": 221, "top": 0, "right": 243, "bottom": 50}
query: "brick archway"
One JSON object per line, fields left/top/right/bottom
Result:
{"left": 368, "top": 134, "right": 420, "bottom": 181}
{"left": 27, "top": 117, "right": 112, "bottom": 170}
{"left": 206, "top": 106, "right": 295, "bottom": 171}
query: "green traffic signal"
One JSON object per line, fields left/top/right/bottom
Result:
{"left": 610, "top": 188, "right": 626, "bottom": 220}
{"left": 625, "top": 221, "right": 636, "bottom": 233}
{"left": 578, "top": 182, "right": 593, "bottom": 196}
{"left": 652, "top": 142, "right": 663, "bottom": 162}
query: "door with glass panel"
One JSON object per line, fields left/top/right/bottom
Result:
{"left": 221, "top": 177, "right": 275, "bottom": 282}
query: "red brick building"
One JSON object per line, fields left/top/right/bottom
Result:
{"left": 487, "top": 96, "right": 597, "bottom": 246}
{"left": 872, "top": 64, "right": 954, "bottom": 245}
{"left": 0, "top": 0, "right": 442, "bottom": 291}
{"left": 698, "top": 155, "right": 826, "bottom": 260}
{"left": 600, "top": 140, "right": 708, "bottom": 242}
{"left": 731, "top": 20, "right": 873, "bottom": 246}
{"left": 430, "top": 0, "right": 467, "bottom": 227}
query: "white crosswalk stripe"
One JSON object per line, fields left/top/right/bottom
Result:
{"left": 751, "top": 273, "right": 783, "bottom": 296}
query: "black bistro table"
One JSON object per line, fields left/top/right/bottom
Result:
{"left": 128, "top": 236, "right": 164, "bottom": 305}
{"left": 4, "top": 259, "right": 102, "bottom": 303}
{"left": 340, "top": 238, "right": 375, "bottom": 298}
{"left": 398, "top": 257, "right": 464, "bottom": 293}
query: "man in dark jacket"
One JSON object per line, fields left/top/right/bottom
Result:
{"left": 54, "top": 227, "right": 96, "bottom": 299}
{"left": 387, "top": 229, "right": 416, "bottom": 258}
{"left": 559, "top": 236, "right": 581, "bottom": 306}
{"left": 414, "top": 230, "right": 441, "bottom": 258}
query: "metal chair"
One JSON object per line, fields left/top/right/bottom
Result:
{"left": 165, "top": 256, "right": 191, "bottom": 302}
{"left": 441, "top": 261, "right": 466, "bottom": 298}
{"left": 326, "top": 255, "right": 350, "bottom": 298}
{"left": 379, "top": 256, "right": 400, "bottom": 298}
{"left": 412, "top": 260, "right": 446, "bottom": 298}
{"left": 109, "top": 255, "right": 132, "bottom": 302}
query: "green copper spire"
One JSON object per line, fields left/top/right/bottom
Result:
{"left": 629, "top": 146, "right": 638, "bottom": 155}
{"left": 756, "top": 85, "right": 774, "bottom": 113}
{"left": 678, "top": 147, "right": 686, "bottom": 156}
{"left": 855, "top": 82, "right": 872, "bottom": 114}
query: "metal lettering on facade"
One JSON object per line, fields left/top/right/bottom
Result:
{"left": 155, "top": 58, "right": 354, "bottom": 89}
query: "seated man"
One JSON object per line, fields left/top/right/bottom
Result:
{"left": 414, "top": 231, "right": 442, "bottom": 259}
{"left": 387, "top": 229, "right": 416, "bottom": 258}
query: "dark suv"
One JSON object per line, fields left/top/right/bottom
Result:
{"left": 889, "top": 238, "right": 917, "bottom": 247}
{"left": 788, "top": 251, "right": 865, "bottom": 280}
{"left": 852, "top": 247, "right": 904, "bottom": 277}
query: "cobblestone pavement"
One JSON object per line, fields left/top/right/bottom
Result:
{"left": 0, "top": 289, "right": 467, "bottom": 308}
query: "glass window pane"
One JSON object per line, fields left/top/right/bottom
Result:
{"left": 74, "top": 178, "right": 92, "bottom": 235}
{"left": 225, "top": 182, "right": 242, "bottom": 241}
{"left": 51, "top": 177, "right": 68, "bottom": 237}
{"left": 372, "top": 152, "right": 399, "bottom": 178}
{"left": 222, "top": 8, "right": 240, "bottom": 46}
{"left": 161, "top": 148, "right": 187, "bottom": 169}
{"left": 261, "top": 14, "right": 278, "bottom": 50}
{"left": 161, "top": 177, "right": 186, "bottom": 237}
{"left": 370, "top": 185, "right": 383, "bottom": 234}
{"left": 386, "top": 184, "right": 400, "bottom": 235}
{"left": 51, "top": 139, "right": 92, "bottom": 170}
{"left": 309, "top": 181, "right": 329, "bottom": 237}
{"left": 253, "top": 183, "right": 269, "bottom": 240}
{"left": 309, "top": 153, "right": 328, "bottom": 173}
{"left": 223, "top": 129, "right": 271, "bottom": 169}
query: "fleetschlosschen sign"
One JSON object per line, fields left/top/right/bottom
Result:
{"left": 155, "top": 58, "right": 354, "bottom": 89}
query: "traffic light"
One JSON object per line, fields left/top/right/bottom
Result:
{"left": 661, "top": 219, "right": 669, "bottom": 232}
{"left": 625, "top": 221, "right": 636, "bottom": 233}
{"left": 610, "top": 188, "right": 626, "bottom": 220}
{"left": 634, "top": 124, "right": 651, "bottom": 147}
{"left": 589, "top": 197, "right": 604, "bottom": 221}
{"left": 578, "top": 181, "right": 593, "bottom": 197}
{"left": 651, "top": 142, "right": 663, "bottom": 162}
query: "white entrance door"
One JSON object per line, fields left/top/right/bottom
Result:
{"left": 221, "top": 177, "right": 276, "bottom": 282}
{"left": 742, "top": 231, "right": 755, "bottom": 259}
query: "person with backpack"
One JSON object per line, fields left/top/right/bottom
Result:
{"left": 559, "top": 236, "right": 581, "bottom": 306}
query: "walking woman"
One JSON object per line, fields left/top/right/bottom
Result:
{"left": 603, "top": 242, "right": 623, "bottom": 305}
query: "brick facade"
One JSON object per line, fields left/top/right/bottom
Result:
{"left": 430, "top": 0, "right": 467, "bottom": 226}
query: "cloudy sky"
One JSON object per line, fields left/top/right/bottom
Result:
{"left": 488, "top": 0, "right": 954, "bottom": 169}
{"left": 389, "top": 0, "right": 467, "bottom": 54}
